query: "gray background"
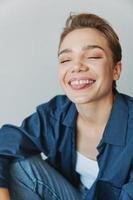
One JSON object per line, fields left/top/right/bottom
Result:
{"left": 0, "top": 0, "right": 133, "bottom": 125}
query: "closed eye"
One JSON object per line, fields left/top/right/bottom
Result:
{"left": 88, "top": 57, "right": 101, "bottom": 59}
{"left": 60, "top": 59, "right": 71, "bottom": 63}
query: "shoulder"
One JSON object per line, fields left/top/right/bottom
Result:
{"left": 121, "top": 93, "right": 133, "bottom": 102}
{"left": 118, "top": 93, "right": 133, "bottom": 120}
{"left": 120, "top": 92, "right": 133, "bottom": 109}
{"left": 117, "top": 93, "right": 133, "bottom": 152}
{"left": 120, "top": 92, "right": 133, "bottom": 134}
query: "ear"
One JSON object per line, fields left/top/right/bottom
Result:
{"left": 113, "top": 61, "right": 122, "bottom": 81}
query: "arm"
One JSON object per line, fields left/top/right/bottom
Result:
{"left": 0, "top": 105, "right": 50, "bottom": 190}
{"left": 119, "top": 166, "right": 133, "bottom": 200}
{"left": 119, "top": 182, "right": 133, "bottom": 200}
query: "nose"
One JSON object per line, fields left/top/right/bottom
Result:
{"left": 71, "top": 60, "right": 89, "bottom": 73}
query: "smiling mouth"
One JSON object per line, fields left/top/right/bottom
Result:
{"left": 69, "top": 79, "right": 96, "bottom": 90}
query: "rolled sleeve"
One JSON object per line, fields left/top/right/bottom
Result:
{"left": 0, "top": 157, "right": 11, "bottom": 188}
{"left": 120, "top": 182, "right": 133, "bottom": 199}
{"left": 119, "top": 166, "right": 133, "bottom": 200}
{"left": 0, "top": 106, "right": 49, "bottom": 188}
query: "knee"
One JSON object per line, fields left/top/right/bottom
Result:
{"left": 9, "top": 156, "right": 45, "bottom": 200}
{"left": 10, "top": 154, "right": 48, "bottom": 185}
{"left": 9, "top": 156, "right": 38, "bottom": 190}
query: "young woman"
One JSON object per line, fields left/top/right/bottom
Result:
{"left": 0, "top": 13, "right": 133, "bottom": 200}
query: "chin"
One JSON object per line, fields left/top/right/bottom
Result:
{"left": 70, "top": 96, "right": 92, "bottom": 104}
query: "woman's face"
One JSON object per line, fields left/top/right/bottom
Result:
{"left": 58, "top": 28, "right": 121, "bottom": 104}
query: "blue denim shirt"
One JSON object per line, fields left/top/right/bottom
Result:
{"left": 0, "top": 92, "right": 133, "bottom": 199}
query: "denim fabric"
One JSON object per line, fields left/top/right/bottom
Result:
{"left": 9, "top": 155, "right": 88, "bottom": 200}
{"left": 1, "top": 92, "right": 133, "bottom": 199}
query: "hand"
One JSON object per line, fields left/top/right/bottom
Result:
{"left": 0, "top": 188, "right": 10, "bottom": 200}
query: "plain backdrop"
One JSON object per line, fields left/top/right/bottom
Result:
{"left": 0, "top": 0, "right": 133, "bottom": 125}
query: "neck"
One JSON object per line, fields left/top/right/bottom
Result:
{"left": 76, "top": 93, "right": 114, "bottom": 127}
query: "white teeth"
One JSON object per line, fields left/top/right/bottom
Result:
{"left": 79, "top": 80, "right": 86, "bottom": 84}
{"left": 70, "top": 80, "right": 78, "bottom": 85}
{"left": 70, "top": 79, "right": 94, "bottom": 85}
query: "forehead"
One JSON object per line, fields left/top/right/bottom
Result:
{"left": 59, "top": 28, "right": 109, "bottom": 52}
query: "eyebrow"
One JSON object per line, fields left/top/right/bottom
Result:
{"left": 58, "top": 45, "right": 105, "bottom": 57}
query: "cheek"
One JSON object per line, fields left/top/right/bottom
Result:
{"left": 58, "top": 66, "right": 63, "bottom": 78}
{"left": 58, "top": 67, "right": 66, "bottom": 85}
{"left": 58, "top": 73, "right": 65, "bottom": 90}
{"left": 59, "top": 64, "right": 71, "bottom": 80}
{"left": 96, "top": 62, "right": 113, "bottom": 77}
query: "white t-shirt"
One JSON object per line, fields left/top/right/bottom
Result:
{"left": 76, "top": 152, "right": 99, "bottom": 189}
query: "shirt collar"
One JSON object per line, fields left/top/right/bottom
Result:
{"left": 98, "top": 92, "right": 128, "bottom": 147}
{"left": 62, "top": 102, "right": 77, "bottom": 128}
{"left": 62, "top": 92, "right": 129, "bottom": 146}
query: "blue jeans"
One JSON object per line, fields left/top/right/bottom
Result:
{"left": 9, "top": 155, "right": 88, "bottom": 200}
